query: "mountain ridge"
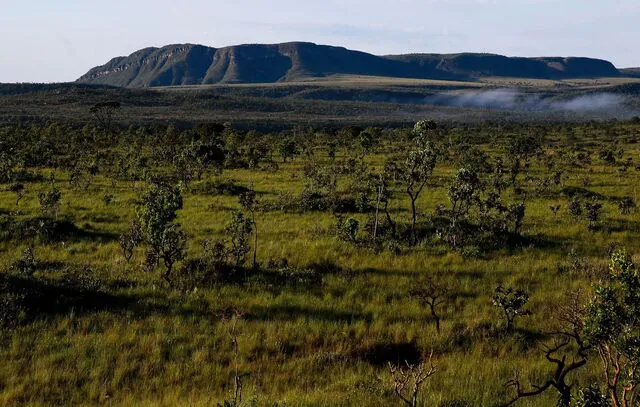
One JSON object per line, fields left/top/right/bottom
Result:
{"left": 77, "top": 42, "right": 623, "bottom": 87}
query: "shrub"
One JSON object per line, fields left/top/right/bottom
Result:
{"left": 38, "top": 186, "right": 62, "bottom": 218}
{"left": 119, "top": 219, "right": 143, "bottom": 263}
{"left": 585, "top": 200, "right": 603, "bottom": 231}
{"left": 492, "top": 285, "right": 532, "bottom": 331}
{"left": 569, "top": 198, "right": 583, "bottom": 218}
{"left": 584, "top": 249, "right": 640, "bottom": 406}
{"left": 336, "top": 216, "right": 359, "bottom": 243}
{"left": 575, "top": 386, "right": 609, "bottom": 407}
{"left": 618, "top": 196, "right": 636, "bottom": 215}
{"left": 136, "top": 182, "right": 186, "bottom": 280}
{"left": 0, "top": 291, "right": 26, "bottom": 329}
{"left": 10, "top": 246, "right": 36, "bottom": 277}
{"left": 225, "top": 211, "right": 254, "bottom": 268}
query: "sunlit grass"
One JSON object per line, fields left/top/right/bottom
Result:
{"left": 1, "top": 134, "right": 639, "bottom": 406}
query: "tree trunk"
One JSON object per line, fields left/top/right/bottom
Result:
{"left": 384, "top": 201, "right": 396, "bottom": 238}
{"left": 373, "top": 185, "right": 383, "bottom": 242}
{"left": 252, "top": 213, "right": 258, "bottom": 270}
{"left": 430, "top": 304, "right": 441, "bottom": 334}
{"left": 410, "top": 196, "right": 418, "bottom": 245}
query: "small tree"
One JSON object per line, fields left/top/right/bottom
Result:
{"left": 410, "top": 277, "right": 449, "bottom": 333}
{"left": 584, "top": 249, "right": 640, "bottom": 407}
{"left": 390, "top": 120, "right": 439, "bottom": 245}
{"left": 569, "top": 198, "right": 584, "bottom": 218}
{"left": 156, "top": 224, "right": 186, "bottom": 281}
{"left": 502, "top": 292, "right": 589, "bottom": 407}
{"left": 507, "top": 202, "right": 526, "bottom": 235}
{"left": 225, "top": 211, "right": 254, "bottom": 268}
{"left": 11, "top": 246, "right": 36, "bottom": 277}
{"left": 90, "top": 101, "right": 120, "bottom": 133}
{"left": 38, "top": 186, "right": 61, "bottom": 218}
{"left": 278, "top": 138, "right": 298, "bottom": 163}
{"left": 492, "top": 285, "right": 532, "bottom": 331}
{"left": 506, "top": 134, "right": 542, "bottom": 188}
{"left": 388, "top": 351, "right": 437, "bottom": 407}
{"left": 136, "top": 182, "right": 185, "bottom": 281}
{"left": 448, "top": 167, "right": 483, "bottom": 229}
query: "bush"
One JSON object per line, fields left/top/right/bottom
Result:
{"left": 618, "top": 196, "right": 636, "bottom": 214}
{"left": 0, "top": 216, "right": 80, "bottom": 243}
{"left": 178, "top": 240, "right": 234, "bottom": 288}
{"left": 10, "top": 246, "right": 36, "bottom": 277}
{"left": 38, "top": 186, "right": 62, "bottom": 218}
{"left": 569, "top": 198, "right": 583, "bottom": 218}
{"left": 575, "top": 385, "right": 610, "bottom": 407}
{"left": 336, "top": 216, "right": 359, "bottom": 243}
{"left": 0, "top": 292, "right": 26, "bottom": 329}
{"left": 192, "top": 179, "right": 249, "bottom": 196}
{"left": 585, "top": 200, "right": 603, "bottom": 231}
{"left": 225, "top": 211, "right": 254, "bottom": 267}
{"left": 460, "top": 245, "right": 482, "bottom": 259}
{"left": 492, "top": 285, "right": 532, "bottom": 331}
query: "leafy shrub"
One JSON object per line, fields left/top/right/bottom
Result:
{"left": 460, "top": 245, "right": 482, "bottom": 259}
{"left": 0, "top": 291, "right": 26, "bottom": 329}
{"left": 10, "top": 246, "right": 36, "bottom": 277}
{"left": 618, "top": 196, "right": 636, "bottom": 214}
{"left": 225, "top": 211, "right": 254, "bottom": 267}
{"left": 178, "top": 240, "right": 233, "bottom": 288}
{"left": 585, "top": 200, "right": 603, "bottom": 230}
{"left": 569, "top": 198, "right": 583, "bottom": 218}
{"left": 575, "top": 385, "right": 609, "bottom": 407}
{"left": 492, "top": 285, "right": 532, "bottom": 331}
{"left": 136, "top": 182, "right": 186, "bottom": 280}
{"left": 38, "top": 186, "right": 62, "bottom": 218}
{"left": 119, "top": 219, "right": 143, "bottom": 263}
{"left": 0, "top": 216, "right": 80, "bottom": 243}
{"left": 103, "top": 194, "right": 114, "bottom": 206}
{"left": 336, "top": 216, "right": 359, "bottom": 243}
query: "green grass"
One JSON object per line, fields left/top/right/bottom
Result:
{"left": 1, "top": 128, "right": 639, "bottom": 406}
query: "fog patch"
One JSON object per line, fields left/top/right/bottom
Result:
{"left": 425, "top": 89, "right": 628, "bottom": 112}
{"left": 552, "top": 93, "right": 624, "bottom": 111}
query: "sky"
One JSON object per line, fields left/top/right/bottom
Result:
{"left": 1, "top": 0, "right": 640, "bottom": 83}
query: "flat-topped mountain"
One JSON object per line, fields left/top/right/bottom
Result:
{"left": 77, "top": 42, "right": 622, "bottom": 87}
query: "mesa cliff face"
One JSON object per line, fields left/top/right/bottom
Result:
{"left": 77, "top": 42, "right": 621, "bottom": 87}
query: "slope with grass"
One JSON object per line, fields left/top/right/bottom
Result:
{"left": 1, "top": 120, "right": 640, "bottom": 405}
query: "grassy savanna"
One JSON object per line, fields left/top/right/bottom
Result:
{"left": 1, "top": 119, "right": 640, "bottom": 406}
{"left": 3, "top": 77, "right": 640, "bottom": 131}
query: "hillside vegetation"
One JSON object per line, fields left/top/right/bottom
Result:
{"left": 1, "top": 116, "right": 640, "bottom": 406}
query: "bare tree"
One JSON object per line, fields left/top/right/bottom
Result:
{"left": 502, "top": 292, "right": 590, "bottom": 407}
{"left": 388, "top": 350, "right": 437, "bottom": 407}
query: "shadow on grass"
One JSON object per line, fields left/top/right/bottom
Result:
{"left": 0, "top": 216, "right": 119, "bottom": 244}
{"left": 1, "top": 273, "right": 138, "bottom": 325}
{"left": 560, "top": 186, "right": 627, "bottom": 203}
{"left": 601, "top": 218, "right": 640, "bottom": 234}
{"left": 245, "top": 303, "right": 373, "bottom": 324}
{"left": 354, "top": 342, "right": 422, "bottom": 367}
{"left": 0, "top": 271, "right": 218, "bottom": 329}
